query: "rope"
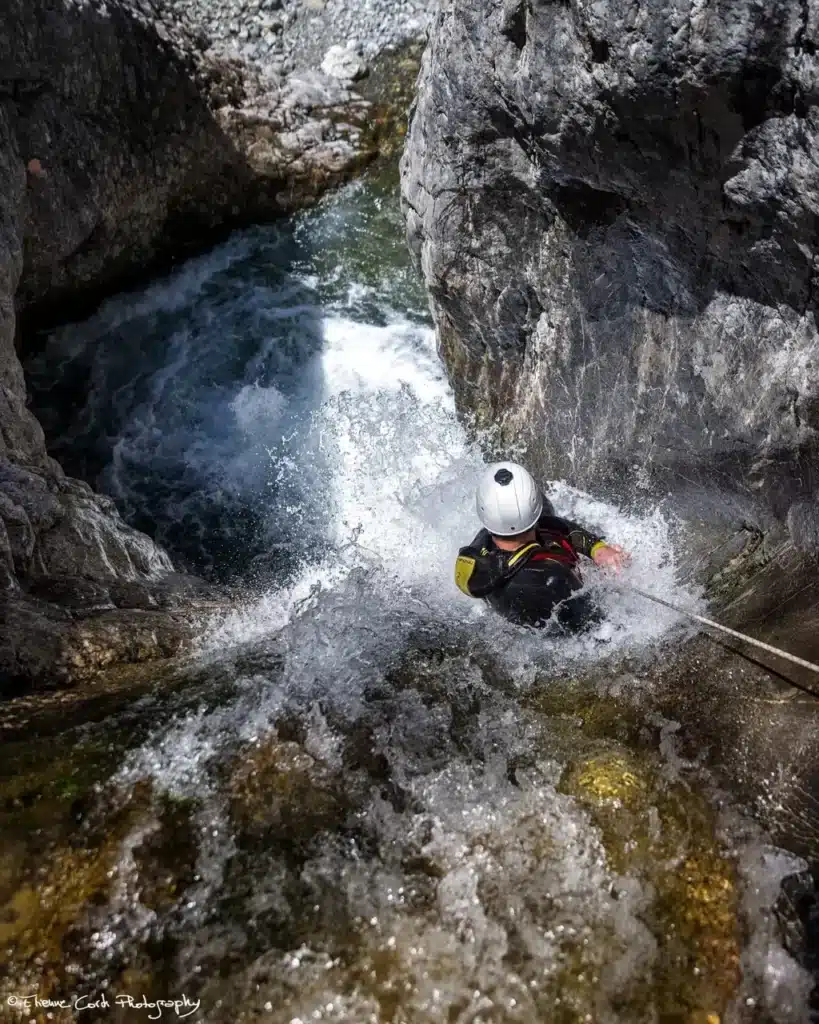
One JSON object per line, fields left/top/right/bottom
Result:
{"left": 618, "top": 583, "right": 819, "bottom": 691}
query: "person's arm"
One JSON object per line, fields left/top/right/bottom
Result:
{"left": 541, "top": 515, "right": 630, "bottom": 570}
{"left": 540, "top": 515, "right": 605, "bottom": 558}
{"left": 455, "top": 531, "right": 508, "bottom": 597}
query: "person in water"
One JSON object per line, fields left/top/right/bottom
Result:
{"left": 455, "top": 461, "right": 630, "bottom": 630}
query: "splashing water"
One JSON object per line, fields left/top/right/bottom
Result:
{"left": 12, "top": 170, "right": 813, "bottom": 1023}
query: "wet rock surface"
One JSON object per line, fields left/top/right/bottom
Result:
{"left": 0, "top": 573, "right": 228, "bottom": 696}
{"left": 401, "top": 0, "right": 819, "bottom": 624}
{"left": 1, "top": 638, "right": 808, "bottom": 1024}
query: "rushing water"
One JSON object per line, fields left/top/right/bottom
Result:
{"left": 5, "top": 169, "right": 814, "bottom": 1022}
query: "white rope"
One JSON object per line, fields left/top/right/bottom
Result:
{"left": 622, "top": 584, "right": 819, "bottom": 678}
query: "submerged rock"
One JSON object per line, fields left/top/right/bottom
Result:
{"left": 561, "top": 748, "right": 741, "bottom": 1019}
{"left": 0, "top": 645, "right": 778, "bottom": 1023}
{"left": 0, "top": 781, "right": 153, "bottom": 1010}
{"left": 401, "top": 0, "right": 819, "bottom": 620}
{"left": 228, "top": 738, "right": 349, "bottom": 839}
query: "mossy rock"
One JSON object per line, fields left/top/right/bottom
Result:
{"left": 0, "top": 825, "right": 125, "bottom": 1011}
{"left": 561, "top": 747, "right": 741, "bottom": 1021}
{"left": 0, "top": 780, "right": 196, "bottom": 1013}
{"left": 356, "top": 43, "right": 425, "bottom": 163}
{"left": 0, "top": 735, "right": 116, "bottom": 818}
{"left": 228, "top": 739, "right": 348, "bottom": 844}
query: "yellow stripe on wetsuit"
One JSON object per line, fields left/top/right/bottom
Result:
{"left": 506, "top": 542, "right": 540, "bottom": 567}
{"left": 456, "top": 542, "right": 544, "bottom": 596}
{"left": 455, "top": 555, "right": 476, "bottom": 595}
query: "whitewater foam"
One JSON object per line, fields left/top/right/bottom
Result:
{"left": 31, "top": 175, "right": 812, "bottom": 1022}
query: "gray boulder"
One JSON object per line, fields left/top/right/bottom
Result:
{"left": 320, "top": 43, "right": 368, "bottom": 80}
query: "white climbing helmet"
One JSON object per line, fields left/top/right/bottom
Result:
{"left": 475, "top": 461, "right": 543, "bottom": 536}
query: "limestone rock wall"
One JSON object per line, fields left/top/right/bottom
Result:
{"left": 401, "top": 0, "right": 819, "bottom": 611}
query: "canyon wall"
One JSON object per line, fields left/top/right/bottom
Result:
{"left": 402, "top": 0, "right": 819, "bottom": 625}
{"left": 0, "top": 0, "right": 375, "bottom": 688}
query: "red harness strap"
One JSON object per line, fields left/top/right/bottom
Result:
{"left": 529, "top": 550, "right": 576, "bottom": 566}
{"left": 529, "top": 532, "right": 579, "bottom": 566}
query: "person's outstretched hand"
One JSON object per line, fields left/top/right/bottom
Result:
{"left": 592, "top": 543, "right": 631, "bottom": 573}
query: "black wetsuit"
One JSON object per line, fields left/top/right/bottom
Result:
{"left": 455, "top": 498, "right": 605, "bottom": 630}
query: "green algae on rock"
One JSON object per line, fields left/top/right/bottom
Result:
{"left": 562, "top": 748, "right": 741, "bottom": 1021}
